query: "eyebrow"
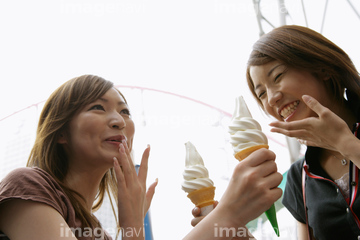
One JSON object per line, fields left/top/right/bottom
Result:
{"left": 254, "top": 64, "right": 284, "bottom": 91}
{"left": 99, "top": 97, "right": 126, "bottom": 106}
{"left": 267, "top": 64, "right": 284, "bottom": 77}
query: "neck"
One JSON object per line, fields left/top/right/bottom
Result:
{"left": 334, "top": 100, "right": 357, "bottom": 129}
{"left": 320, "top": 149, "right": 349, "bottom": 180}
{"left": 64, "top": 165, "right": 107, "bottom": 212}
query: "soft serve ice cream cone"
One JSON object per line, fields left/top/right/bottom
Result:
{"left": 228, "top": 96, "right": 269, "bottom": 160}
{"left": 181, "top": 141, "right": 215, "bottom": 216}
{"left": 228, "top": 96, "right": 279, "bottom": 236}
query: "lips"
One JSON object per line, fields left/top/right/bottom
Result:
{"left": 279, "top": 101, "right": 300, "bottom": 120}
{"left": 105, "top": 135, "right": 127, "bottom": 143}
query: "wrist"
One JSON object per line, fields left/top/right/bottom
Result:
{"left": 340, "top": 136, "right": 360, "bottom": 167}
{"left": 210, "top": 204, "right": 247, "bottom": 231}
{"left": 120, "top": 224, "right": 145, "bottom": 239}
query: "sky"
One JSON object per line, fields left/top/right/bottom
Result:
{"left": 1, "top": 0, "right": 360, "bottom": 239}
{"left": 1, "top": 0, "right": 359, "bottom": 122}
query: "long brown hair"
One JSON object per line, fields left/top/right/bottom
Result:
{"left": 27, "top": 75, "right": 122, "bottom": 234}
{"left": 246, "top": 25, "right": 360, "bottom": 109}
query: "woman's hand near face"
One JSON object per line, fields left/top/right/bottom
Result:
{"left": 113, "top": 141, "right": 157, "bottom": 239}
{"left": 270, "top": 95, "right": 360, "bottom": 158}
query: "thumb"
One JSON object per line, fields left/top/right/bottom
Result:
{"left": 145, "top": 179, "right": 158, "bottom": 213}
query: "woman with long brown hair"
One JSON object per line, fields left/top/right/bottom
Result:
{"left": 0, "top": 75, "right": 157, "bottom": 239}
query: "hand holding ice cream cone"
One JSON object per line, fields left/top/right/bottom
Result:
{"left": 228, "top": 96, "right": 280, "bottom": 236}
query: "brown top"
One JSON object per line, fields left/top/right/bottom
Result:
{"left": 0, "top": 167, "right": 112, "bottom": 240}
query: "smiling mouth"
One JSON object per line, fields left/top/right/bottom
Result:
{"left": 280, "top": 101, "right": 300, "bottom": 119}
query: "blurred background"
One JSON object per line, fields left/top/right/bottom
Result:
{"left": 1, "top": 0, "right": 360, "bottom": 239}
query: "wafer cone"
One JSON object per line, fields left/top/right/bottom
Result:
{"left": 187, "top": 186, "right": 215, "bottom": 216}
{"left": 235, "top": 145, "right": 279, "bottom": 237}
{"left": 235, "top": 144, "right": 269, "bottom": 161}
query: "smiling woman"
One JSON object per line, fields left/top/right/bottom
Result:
{"left": 246, "top": 25, "right": 360, "bottom": 240}
{"left": 249, "top": 62, "right": 329, "bottom": 122}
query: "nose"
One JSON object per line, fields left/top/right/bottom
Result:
{"left": 109, "top": 112, "right": 126, "bottom": 130}
{"left": 267, "top": 88, "right": 282, "bottom": 107}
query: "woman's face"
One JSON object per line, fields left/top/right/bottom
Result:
{"left": 61, "top": 87, "right": 135, "bottom": 167}
{"left": 249, "top": 61, "right": 330, "bottom": 122}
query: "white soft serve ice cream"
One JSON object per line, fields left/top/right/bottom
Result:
{"left": 228, "top": 96, "right": 268, "bottom": 155}
{"left": 181, "top": 141, "right": 214, "bottom": 193}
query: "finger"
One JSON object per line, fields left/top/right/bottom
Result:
{"left": 242, "top": 148, "right": 276, "bottom": 167}
{"left": 192, "top": 206, "right": 201, "bottom": 217}
{"left": 302, "top": 95, "right": 327, "bottom": 116}
{"left": 122, "top": 140, "right": 136, "bottom": 174}
{"left": 254, "top": 159, "right": 278, "bottom": 178}
{"left": 118, "top": 143, "right": 134, "bottom": 184}
{"left": 113, "top": 157, "right": 126, "bottom": 185}
{"left": 270, "top": 127, "right": 308, "bottom": 138}
{"left": 269, "top": 187, "right": 283, "bottom": 203}
{"left": 270, "top": 119, "right": 313, "bottom": 131}
{"left": 269, "top": 120, "right": 311, "bottom": 137}
{"left": 138, "top": 145, "right": 150, "bottom": 184}
{"left": 191, "top": 216, "right": 205, "bottom": 227}
{"left": 145, "top": 178, "right": 158, "bottom": 212}
{"left": 264, "top": 171, "right": 283, "bottom": 190}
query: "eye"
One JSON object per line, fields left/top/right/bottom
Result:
{"left": 258, "top": 91, "right": 266, "bottom": 99}
{"left": 89, "top": 104, "right": 105, "bottom": 111}
{"left": 120, "top": 108, "right": 131, "bottom": 116}
{"left": 274, "top": 73, "right": 282, "bottom": 82}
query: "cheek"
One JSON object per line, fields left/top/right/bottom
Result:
{"left": 125, "top": 119, "right": 135, "bottom": 143}
{"left": 264, "top": 105, "right": 281, "bottom": 120}
{"left": 263, "top": 104, "right": 274, "bottom": 116}
{"left": 70, "top": 118, "right": 102, "bottom": 142}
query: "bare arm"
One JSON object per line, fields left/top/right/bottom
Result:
{"left": 297, "top": 221, "right": 308, "bottom": 240}
{"left": 297, "top": 221, "right": 316, "bottom": 240}
{"left": 190, "top": 205, "right": 254, "bottom": 240}
{"left": 0, "top": 199, "right": 78, "bottom": 240}
{"left": 184, "top": 209, "right": 252, "bottom": 240}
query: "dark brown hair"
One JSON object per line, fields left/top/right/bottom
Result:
{"left": 246, "top": 25, "right": 360, "bottom": 109}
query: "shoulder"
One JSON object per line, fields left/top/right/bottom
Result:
{"left": 0, "top": 167, "right": 71, "bottom": 219}
{"left": 0, "top": 167, "right": 59, "bottom": 192}
{"left": 284, "top": 158, "right": 305, "bottom": 195}
{"left": 0, "top": 199, "right": 78, "bottom": 240}
{"left": 286, "top": 158, "right": 304, "bottom": 185}
{"left": 282, "top": 158, "right": 306, "bottom": 223}
{"left": 1, "top": 167, "right": 46, "bottom": 181}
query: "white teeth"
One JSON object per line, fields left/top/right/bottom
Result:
{"left": 280, "top": 101, "right": 299, "bottom": 119}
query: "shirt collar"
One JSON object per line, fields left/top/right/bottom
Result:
{"left": 304, "top": 146, "right": 331, "bottom": 177}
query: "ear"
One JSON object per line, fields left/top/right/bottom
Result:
{"left": 57, "top": 133, "right": 67, "bottom": 144}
